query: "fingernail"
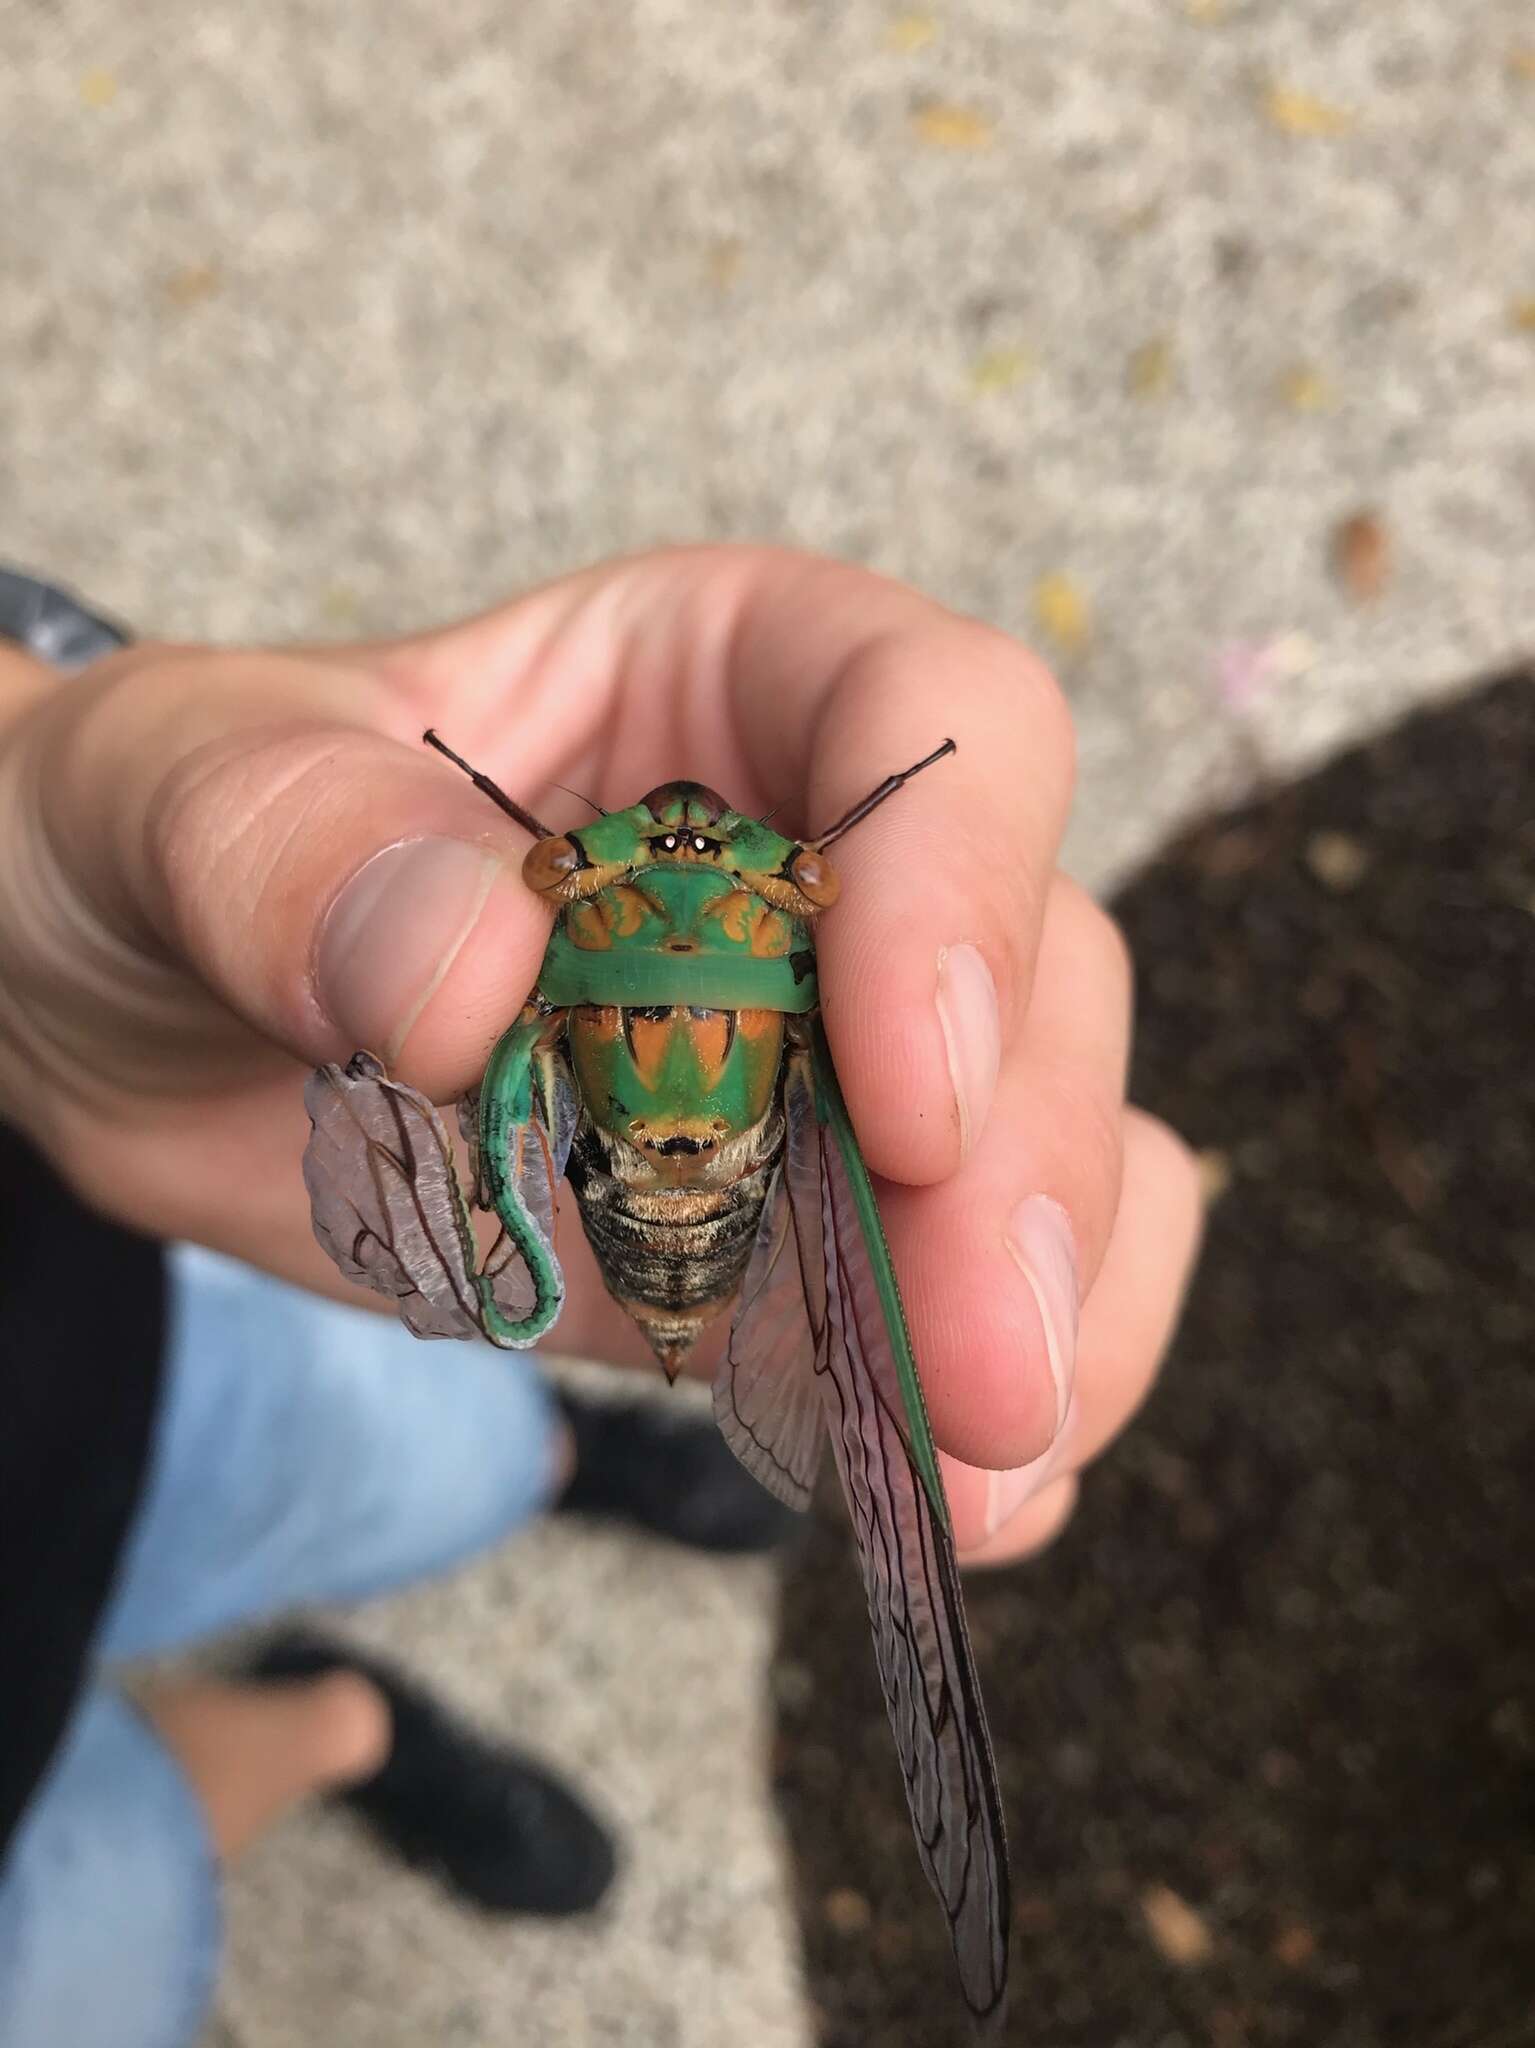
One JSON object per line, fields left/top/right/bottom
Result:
{"left": 1004, "top": 1193, "right": 1079, "bottom": 1438}
{"left": 318, "top": 838, "right": 504, "bottom": 1061}
{"left": 984, "top": 1396, "right": 1079, "bottom": 1539}
{"left": 935, "top": 944, "right": 1000, "bottom": 1158}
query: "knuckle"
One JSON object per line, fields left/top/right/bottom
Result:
{"left": 1125, "top": 1105, "right": 1203, "bottom": 1216}
{"left": 1050, "top": 1067, "right": 1125, "bottom": 1220}
{"left": 1045, "top": 877, "right": 1136, "bottom": 1012}
{"left": 1089, "top": 898, "right": 1136, "bottom": 1013}
{"left": 1082, "top": 1093, "right": 1126, "bottom": 1214}
{"left": 1012, "top": 643, "right": 1077, "bottom": 787}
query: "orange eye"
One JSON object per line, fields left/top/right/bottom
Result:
{"left": 790, "top": 848, "right": 840, "bottom": 907}
{"left": 522, "top": 835, "right": 585, "bottom": 894}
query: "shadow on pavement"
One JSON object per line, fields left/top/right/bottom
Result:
{"left": 775, "top": 673, "right": 1535, "bottom": 2048}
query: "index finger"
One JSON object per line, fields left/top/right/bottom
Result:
{"left": 723, "top": 554, "right": 1076, "bottom": 1187}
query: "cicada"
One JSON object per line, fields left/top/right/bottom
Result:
{"left": 302, "top": 732, "right": 1010, "bottom": 2019}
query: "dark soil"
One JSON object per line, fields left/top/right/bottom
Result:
{"left": 773, "top": 673, "right": 1535, "bottom": 2048}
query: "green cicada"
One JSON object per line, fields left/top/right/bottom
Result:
{"left": 302, "top": 732, "right": 1010, "bottom": 2019}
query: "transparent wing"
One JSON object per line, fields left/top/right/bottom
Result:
{"left": 791, "top": 1033, "right": 1011, "bottom": 2022}
{"left": 303, "top": 1053, "right": 486, "bottom": 1340}
{"left": 715, "top": 1137, "right": 825, "bottom": 1511}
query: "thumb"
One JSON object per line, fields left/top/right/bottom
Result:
{"left": 30, "top": 647, "right": 550, "bottom": 1102}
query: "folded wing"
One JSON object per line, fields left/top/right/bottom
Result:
{"left": 304, "top": 1053, "right": 488, "bottom": 1339}
{"left": 800, "top": 1031, "right": 1011, "bottom": 2021}
{"left": 303, "top": 1045, "right": 570, "bottom": 1349}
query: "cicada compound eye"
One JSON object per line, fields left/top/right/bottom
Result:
{"left": 522, "top": 834, "right": 586, "bottom": 895}
{"left": 790, "top": 847, "right": 840, "bottom": 908}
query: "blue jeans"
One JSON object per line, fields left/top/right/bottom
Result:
{"left": 0, "top": 1243, "right": 560, "bottom": 2048}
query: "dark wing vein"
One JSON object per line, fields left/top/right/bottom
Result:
{"left": 303, "top": 1057, "right": 485, "bottom": 1339}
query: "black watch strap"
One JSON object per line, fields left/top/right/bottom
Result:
{"left": 0, "top": 566, "right": 132, "bottom": 670}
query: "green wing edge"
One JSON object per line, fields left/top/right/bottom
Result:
{"left": 476, "top": 1014, "right": 567, "bottom": 1345}
{"left": 808, "top": 1018, "right": 951, "bottom": 1533}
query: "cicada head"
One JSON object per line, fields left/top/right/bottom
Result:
{"left": 515, "top": 780, "right": 841, "bottom": 920}
{"left": 423, "top": 729, "right": 954, "bottom": 919}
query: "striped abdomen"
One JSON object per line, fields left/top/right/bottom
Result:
{"left": 564, "top": 1101, "right": 784, "bottom": 1380}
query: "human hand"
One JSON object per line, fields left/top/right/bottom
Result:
{"left": 0, "top": 547, "right": 1201, "bottom": 1562}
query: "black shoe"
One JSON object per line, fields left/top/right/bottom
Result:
{"left": 553, "top": 1388, "right": 804, "bottom": 1555}
{"left": 244, "top": 1630, "right": 617, "bottom": 1916}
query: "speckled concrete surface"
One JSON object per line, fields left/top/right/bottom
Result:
{"left": 3, "top": 4, "right": 1533, "bottom": 2043}
{"left": 207, "top": 1379, "right": 810, "bottom": 2048}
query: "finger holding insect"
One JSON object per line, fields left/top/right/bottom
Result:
{"left": 296, "top": 542, "right": 1075, "bottom": 1195}
{"left": 5, "top": 650, "right": 552, "bottom": 1101}
{"left": 717, "top": 556, "right": 1077, "bottom": 1192}
{"left": 873, "top": 874, "right": 1136, "bottom": 1474}
{"left": 941, "top": 1107, "right": 1204, "bottom": 1562}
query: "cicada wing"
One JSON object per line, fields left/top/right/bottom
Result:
{"left": 715, "top": 1126, "right": 825, "bottom": 1511}
{"left": 792, "top": 1029, "right": 1011, "bottom": 2023}
{"left": 303, "top": 1053, "right": 486, "bottom": 1340}
{"left": 456, "top": 1090, "right": 491, "bottom": 1211}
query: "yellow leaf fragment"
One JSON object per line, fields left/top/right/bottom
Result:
{"left": 1273, "top": 1921, "right": 1318, "bottom": 1968}
{"left": 1184, "top": 0, "right": 1228, "bottom": 20}
{"left": 1198, "top": 1150, "right": 1233, "bottom": 1206}
{"left": 319, "top": 584, "right": 361, "bottom": 626}
{"left": 1141, "top": 1884, "right": 1216, "bottom": 1966}
{"left": 1305, "top": 830, "right": 1371, "bottom": 893}
{"left": 1128, "top": 335, "right": 1175, "bottom": 399}
{"left": 1263, "top": 83, "right": 1353, "bottom": 137}
{"left": 1280, "top": 364, "right": 1334, "bottom": 413}
{"left": 823, "top": 1887, "right": 873, "bottom": 1934}
{"left": 969, "top": 346, "right": 1035, "bottom": 395}
{"left": 888, "top": 14, "right": 938, "bottom": 53}
{"left": 1033, "top": 573, "right": 1091, "bottom": 655}
{"left": 80, "top": 68, "right": 117, "bottom": 108}
{"left": 913, "top": 102, "right": 994, "bottom": 149}
{"left": 1510, "top": 298, "right": 1535, "bottom": 332}
{"left": 1509, "top": 47, "right": 1535, "bottom": 82}
{"left": 163, "top": 263, "right": 221, "bottom": 308}
{"left": 705, "top": 237, "right": 744, "bottom": 290}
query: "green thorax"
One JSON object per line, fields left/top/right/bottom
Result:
{"left": 566, "top": 1000, "right": 785, "bottom": 1158}
{"left": 537, "top": 861, "right": 819, "bottom": 1011}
